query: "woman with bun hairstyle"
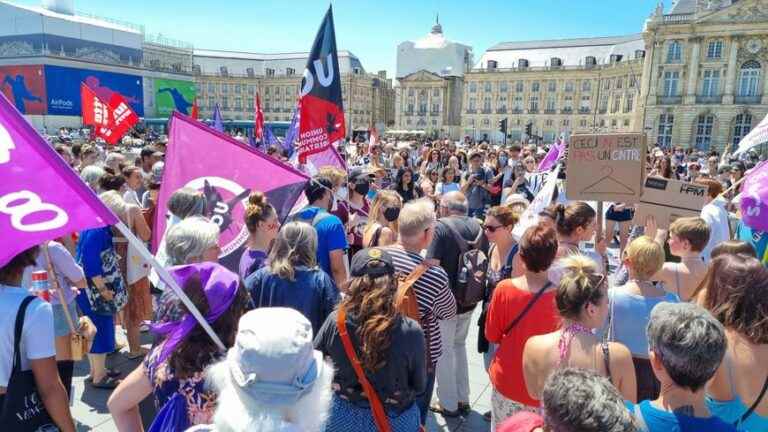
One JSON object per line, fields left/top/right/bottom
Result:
{"left": 523, "top": 255, "right": 637, "bottom": 404}
{"left": 549, "top": 202, "right": 606, "bottom": 280}
{"left": 239, "top": 191, "right": 279, "bottom": 280}
{"left": 363, "top": 190, "right": 402, "bottom": 248}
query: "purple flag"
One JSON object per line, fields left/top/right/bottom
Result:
{"left": 264, "top": 126, "right": 280, "bottom": 149}
{"left": 740, "top": 160, "right": 768, "bottom": 231}
{"left": 155, "top": 112, "right": 309, "bottom": 272}
{"left": 282, "top": 106, "right": 299, "bottom": 157}
{"left": 0, "top": 92, "right": 118, "bottom": 266}
{"left": 247, "top": 129, "right": 258, "bottom": 149}
{"left": 212, "top": 103, "right": 224, "bottom": 132}
{"left": 538, "top": 137, "right": 565, "bottom": 172}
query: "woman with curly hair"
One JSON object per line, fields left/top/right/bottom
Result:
{"left": 108, "top": 262, "right": 251, "bottom": 431}
{"left": 315, "top": 248, "right": 427, "bottom": 431}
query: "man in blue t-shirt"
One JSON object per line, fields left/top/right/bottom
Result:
{"left": 292, "top": 176, "right": 348, "bottom": 289}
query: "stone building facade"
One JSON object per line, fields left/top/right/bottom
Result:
{"left": 641, "top": 0, "right": 768, "bottom": 151}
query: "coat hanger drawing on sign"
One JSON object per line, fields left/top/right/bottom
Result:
{"left": 581, "top": 166, "right": 636, "bottom": 196}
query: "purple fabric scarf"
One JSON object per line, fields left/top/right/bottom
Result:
{"left": 151, "top": 262, "right": 239, "bottom": 365}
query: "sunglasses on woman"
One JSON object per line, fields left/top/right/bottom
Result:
{"left": 483, "top": 224, "right": 505, "bottom": 233}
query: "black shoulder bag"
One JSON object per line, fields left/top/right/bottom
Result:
{"left": 0, "top": 296, "right": 58, "bottom": 431}
{"left": 503, "top": 281, "right": 553, "bottom": 338}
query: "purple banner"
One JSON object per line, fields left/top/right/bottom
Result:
{"left": 741, "top": 160, "right": 768, "bottom": 231}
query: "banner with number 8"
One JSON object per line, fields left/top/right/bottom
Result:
{"left": 0, "top": 91, "right": 118, "bottom": 267}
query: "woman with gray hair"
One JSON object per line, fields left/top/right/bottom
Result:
{"left": 626, "top": 302, "right": 738, "bottom": 431}
{"left": 154, "top": 216, "right": 221, "bottom": 324}
{"left": 498, "top": 368, "right": 638, "bottom": 432}
{"left": 80, "top": 165, "right": 106, "bottom": 192}
{"left": 244, "top": 221, "right": 339, "bottom": 335}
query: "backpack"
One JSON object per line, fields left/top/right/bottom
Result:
{"left": 441, "top": 218, "right": 488, "bottom": 308}
{"left": 394, "top": 264, "right": 428, "bottom": 322}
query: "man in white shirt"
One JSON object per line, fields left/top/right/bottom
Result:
{"left": 697, "top": 178, "right": 730, "bottom": 263}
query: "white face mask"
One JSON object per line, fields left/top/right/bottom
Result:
{"left": 335, "top": 187, "right": 348, "bottom": 201}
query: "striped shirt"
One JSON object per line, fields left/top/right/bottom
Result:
{"left": 383, "top": 246, "right": 457, "bottom": 366}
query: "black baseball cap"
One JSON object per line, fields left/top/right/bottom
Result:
{"left": 305, "top": 176, "right": 334, "bottom": 203}
{"left": 348, "top": 168, "right": 374, "bottom": 184}
{"left": 350, "top": 248, "right": 395, "bottom": 278}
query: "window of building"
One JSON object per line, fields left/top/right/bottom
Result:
{"left": 432, "top": 103, "right": 440, "bottom": 112}
{"left": 513, "top": 96, "right": 523, "bottom": 110}
{"left": 616, "top": 78, "right": 623, "bottom": 89}
{"left": 702, "top": 69, "right": 720, "bottom": 96}
{"left": 565, "top": 81, "right": 574, "bottom": 92}
{"left": 483, "top": 97, "right": 491, "bottom": 111}
{"left": 222, "top": 96, "right": 229, "bottom": 110}
{"left": 468, "top": 98, "right": 476, "bottom": 111}
{"left": 629, "top": 75, "right": 637, "bottom": 88}
{"left": 484, "top": 82, "right": 492, "bottom": 92}
{"left": 499, "top": 81, "right": 508, "bottom": 93}
{"left": 248, "top": 85, "right": 255, "bottom": 95}
{"left": 275, "top": 87, "right": 282, "bottom": 95}
{"left": 432, "top": 119, "right": 438, "bottom": 126}
{"left": 286, "top": 67, "right": 295, "bottom": 76}
{"left": 407, "top": 103, "right": 414, "bottom": 113}
{"left": 547, "top": 80, "right": 556, "bottom": 92}
{"left": 625, "top": 93, "right": 634, "bottom": 113}
{"left": 433, "top": 88, "right": 440, "bottom": 97}
{"left": 667, "top": 41, "right": 682, "bottom": 63}
{"left": 546, "top": 96, "right": 556, "bottom": 111}
{"left": 529, "top": 95, "right": 539, "bottom": 111}
{"left": 612, "top": 95, "right": 621, "bottom": 113}
{"left": 624, "top": 119, "right": 630, "bottom": 127}
{"left": 545, "top": 119, "right": 554, "bottom": 126}
{"left": 469, "top": 82, "right": 477, "bottom": 93}
{"left": 663, "top": 71, "right": 680, "bottom": 96}
{"left": 563, "top": 95, "right": 573, "bottom": 111}
{"left": 515, "top": 81, "right": 524, "bottom": 92}
{"left": 695, "top": 114, "right": 714, "bottom": 150}
{"left": 733, "top": 113, "right": 753, "bottom": 147}
{"left": 264, "top": 87, "right": 271, "bottom": 95}
{"left": 235, "top": 98, "right": 242, "bottom": 110}
{"left": 603, "top": 79, "right": 611, "bottom": 90}
{"left": 707, "top": 40, "right": 723, "bottom": 59}
{"left": 266, "top": 68, "right": 275, "bottom": 77}
{"left": 483, "top": 118, "right": 490, "bottom": 126}
{"left": 599, "top": 95, "right": 609, "bottom": 112}
{"left": 222, "top": 84, "right": 228, "bottom": 94}
{"left": 600, "top": 119, "right": 606, "bottom": 127}
{"left": 738, "top": 61, "right": 761, "bottom": 97}
{"left": 408, "top": 88, "right": 415, "bottom": 97}
{"left": 611, "top": 119, "right": 618, "bottom": 127}
{"left": 580, "top": 119, "right": 588, "bottom": 128}
{"left": 208, "top": 83, "right": 215, "bottom": 92}
{"left": 580, "top": 95, "right": 591, "bottom": 111}
{"left": 235, "top": 84, "right": 242, "bottom": 94}
{"left": 419, "top": 101, "right": 427, "bottom": 113}
{"left": 208, "top": 97, "right": 215, "bottom": 109}
{"left": 658, "top": 114, "right": 674, "bottom": 147}
{"left": 499, "top": 95, "right": 507, "bottom": 110}
{"left": 563, "top": 119, "right": 570, "bottom": 126}
{"left": 532, "top": 81, "right": 540, "bottom": 92}
{"left": 582, "top": 80, "right": 591, "bottom": 92}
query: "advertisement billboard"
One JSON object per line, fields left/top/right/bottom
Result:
{"left": 154, "top": 78, "right": 196, "bottom": 117}
{"left": 44, "top": 65, "right": 143, "bottom": 116}
{"left": 0, "top": 65, "right": 47, "bottom": 115}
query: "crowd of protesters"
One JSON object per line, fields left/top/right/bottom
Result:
{"left": 0, "top": 126, "right": 767, "bottom": 432}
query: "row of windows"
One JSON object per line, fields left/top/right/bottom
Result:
{"left": 657, "top": 113, "right": 753, "bottom": 150}
{"left": 661, "top": 61, "right": 763, "bottom": 97}
{"left": 463, "top": 117, "right": 632, "bottom": 129}
{"left": 464, "top": 77, "right": 638, "bottom": 94}
{"left": 666, "top": 39, "right": 725, "bottom": 63}
{"left": 465, "top": 92, "right": 635, "bottom": 113}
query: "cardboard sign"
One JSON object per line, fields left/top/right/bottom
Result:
{"left": 632, "top": 177, "right": 707, "bottom": 228}
{"left": 566, "top": 133, "right": 646, "bottom": 203}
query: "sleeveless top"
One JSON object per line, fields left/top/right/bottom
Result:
{"left": 706, "top": 353, "right": 768, "bottom": 431}
{"left": 605, "top": 287, "right": 679, "bottom": 358}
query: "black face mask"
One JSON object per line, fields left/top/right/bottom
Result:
{"left": 354, "top": 182, "right": 370, "bottom": 196}
{"left": 383, "top": 207, "right": 400, "bottom": 222}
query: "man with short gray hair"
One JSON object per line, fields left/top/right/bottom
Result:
{"left": 427, "top": 191, "right": 485, "bottom": 417}
{"left": 626, "top": 302, "right": 736, "bottom": 431}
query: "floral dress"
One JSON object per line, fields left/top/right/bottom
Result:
{"left": 143, "top": 345, "right": 220, "bottom": 426}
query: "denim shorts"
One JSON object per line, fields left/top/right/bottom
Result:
{"left": 52, "top": 301, "right": 79, "bottom": 338}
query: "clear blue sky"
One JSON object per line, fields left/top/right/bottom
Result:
{"left": 16, "top": 0, "right": 668, "bottom": 76}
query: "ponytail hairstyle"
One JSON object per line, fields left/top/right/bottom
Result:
{"left": 268, "top": 222, "right": 317, "bottom": 281}
{"left": 244, "top": 191, "right": 277, "bottom": 234}
{"left": 556, "top": 255, "right": 607, "bottom": 320}
{"left": 554, "top": 202, "right": 596, "bottom": 237}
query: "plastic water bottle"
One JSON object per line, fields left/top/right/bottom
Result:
{"left": 31, "top": 271, "right": 51, "bottom": 302}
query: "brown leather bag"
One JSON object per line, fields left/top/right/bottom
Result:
{"left": 394, "top": 264, "right": 429, "bottom": 322}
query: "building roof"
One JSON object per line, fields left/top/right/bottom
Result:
{"left": 1, "top": 1, "right": 142, "bottom": 34}
{"left": 193, "top": 48, "right": 359, "bottom": 61}
{"left": 488, "top": 34, "right": 643, "bottom": 52}
{"left": 477, "top": 34, "right": 645, "bottom": 69}
{"left": 668, "top": 0, "right": 697, "bottom": 15}
{"left": 192, "top": 48, "right": 366, "bottom": 77}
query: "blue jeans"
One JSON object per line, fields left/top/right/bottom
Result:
{"left": 417, "top": 369, "right": 436, "bottom": 425}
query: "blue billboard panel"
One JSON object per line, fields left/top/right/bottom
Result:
{"left": 44, "top": 65, "right": 144, "bottom": 116}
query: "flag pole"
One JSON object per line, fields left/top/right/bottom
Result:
{"left": 114, "top": 222, "right": 226, "bottom": 352}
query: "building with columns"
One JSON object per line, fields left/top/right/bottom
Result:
{"left": 394, "top": 19, "right": 473, "bottom": 138}
{"left": 192, "top": 49, "right": 395, "bottom": 137}
{"left": 641, "top": 0, "right": 768, "bottom": 151}
{"left": 464, "top": 34, "right": 646, "bottom": 143}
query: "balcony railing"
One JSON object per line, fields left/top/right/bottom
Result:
{"left": 512, "top": 108, "right": 523, "bottom": 114}
{"left": 528, "top": 109, "right": 539, "bottom": 114}
{"left": 561, "top": 108, "right": 573, "bottom": 114}
{"left": 578, "top": 108, "right": 591, "bottom": 114}
{"left": 482, "top": 109, "right": 492, "bottom": 114}
{"left": 657, "top": 95, "right": 683, "bottom": 105}
{"left": 468, "top": 58, "right": 644, "bottom": 74}
{"left": 544, "top": 109, "right": 557, "bottom": 114}
{"left": 696, "top": 95, "right": 723, "bottom": 104}
{"left": 430, "top": 111, "right": 440, "bottom": 116}
{"left": 663, "top": 13, "right": 692, "bottom": 24}
{"left": 735, "top": 95, "right": 762, "bottom": 104}
{"left": 466, "top": 109, "right": 477, "bottom": 114}
{"left": 496, "top": 108, "right": 508, "bottom": 114}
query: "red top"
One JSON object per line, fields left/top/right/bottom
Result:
{"left": 485, "top": 279, "right": 560, "bottom": 406}
{"left": 498, "top": 411, "right": 545, "bottom": 432}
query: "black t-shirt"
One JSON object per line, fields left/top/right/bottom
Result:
{"left": 314, "top": 310, "right": 427, "bottom": 413}
{"left": 426, "top": 215, "right": 484, "bottom": 314}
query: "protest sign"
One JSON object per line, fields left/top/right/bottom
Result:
{"left": 155, "top": 112, "right": 309, "bottom": 272}
{"left": 740, "top": 160, "right": 768, "bottom": 231}
{"left": 0, "top": 91, "right": 117, "bottom": 266}
{"left": 566, "top": 133, "right": 646, "bottom": 203}
{"left": 512, "top": 164, "right": 561, "bottom": 241}
{"left": 632, "top": 177, "right": 707, "bottom": 229}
